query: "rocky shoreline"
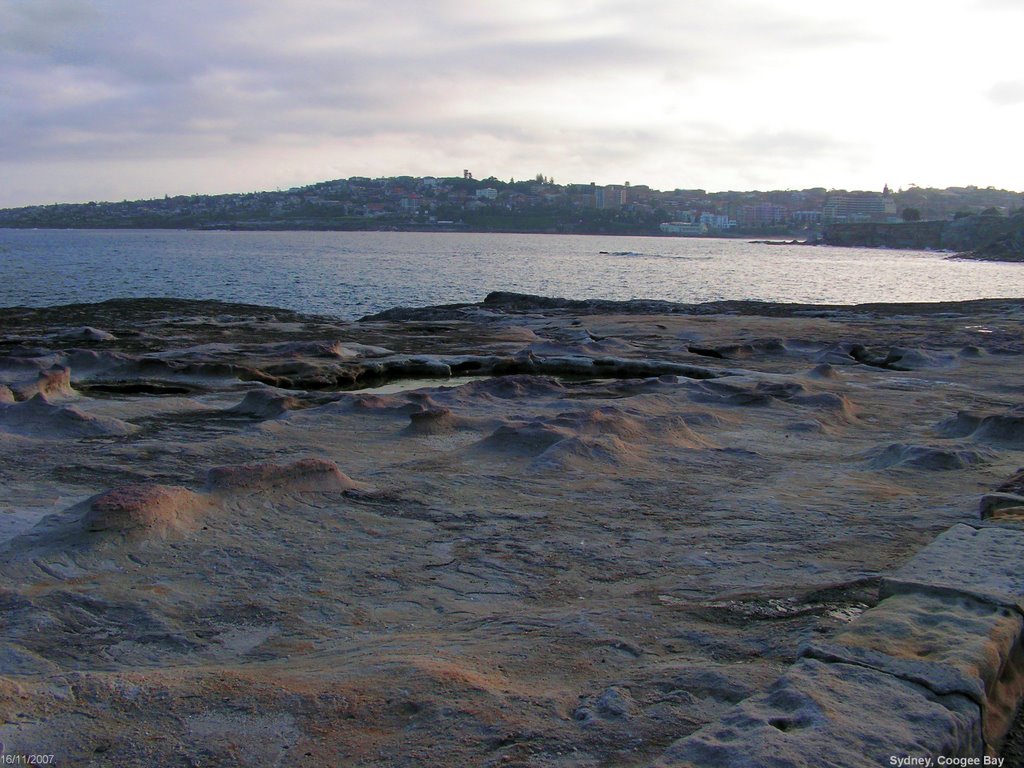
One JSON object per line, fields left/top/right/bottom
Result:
{"left": 2, "top": 294, "right": 1023, "bottom": 766}
{"left": 821, "top": 215, "right": 1024, "bottom": 262}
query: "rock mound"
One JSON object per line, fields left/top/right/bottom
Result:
{"left": 55, "top": 326, "right": 117, "bottom": 342}
{"left": 574, "top": 686, "right": 638, "bottom": 725}
{"left": 685, "top": 377, "right": 859, "bottom": 425}
{"left": 205, "top": 458, "right": 360, "bottom": 494}
{"left": 266, "top": 340, "right": 353, "bottom": 358}
{"left": 687, "top": 378, "right": 810, "bottom": 408}
{"left": 654, "top": 415, "right": 718, "bottom": 449}
{"left": 403, "top": 407, "right": 481, "bottom": 436}
{"left": 351, "top": 393, "right": 439, "bottom": 415}
{"left": 478, "top": 421, "right": 574, "bottom": 455}
{"left": 0, "top": 393, "right": 136, "bottom": 438}
{"left": 227, "top": 390, "right": 303, "bottom": 419}
{"left": 808, "top": 363, "right": 840, "bottom": 380}
{"left": 453, "top": 375, "right": 565, "bottom": 401}
{"left": 10, "top": 366, "right": 76, "bottom": 401}
{"left": 958, "top": 345, "right": 986, "bottom": 358}
{"left": 548, "top": 406, "right": 648, "bottom": 442}
{"left": 475, "top": 404, "right": 714, "bottom": 464}
{"left": 849, "top": 345, "right": 954, "bottom": 371}
{"left": 687, "top": 338, "right": 788, "bottom": 360}
{"left": 792, "top": 392, "right": 860, "bottom": 424}
{"left": 936, "top": 409, "right": 1024, "bottom": 448}
{"left": 82, "top": 484, "right": 209, "bottom": 535}
{"left": 529, "top": 435, "right": 635, "bottom": 471}
{"left": 865, "top": 443, "right": 995, "bottom": 471}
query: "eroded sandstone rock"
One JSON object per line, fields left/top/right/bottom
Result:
{"left": 83, "top": 484, "right": 210, "bottom": 536}
{"left": 205, "top": 458, "right": 361, "bottom": 494}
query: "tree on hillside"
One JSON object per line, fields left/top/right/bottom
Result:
{"left": 901, "top": 207, "right": 921, "bottom": 222}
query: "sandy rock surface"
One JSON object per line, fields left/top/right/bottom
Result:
{"left": 1, "top": 294, "right": 1023, "bottom": 766}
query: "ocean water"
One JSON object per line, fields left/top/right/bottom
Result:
{"left": 0, "top": 229, "right": 1021, "bottom": 320}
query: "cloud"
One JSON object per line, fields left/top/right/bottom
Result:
{"left": 0, "top": 0, "right": 1018, "bottom": 205}
{"left": 1, "top": 1, "right": 736, "bottom": 166}
{"left": 987, "top": 81, "right": 1024, "bottom": 107}
{"left": 974, "top": 0, "right": 1024, "bottom": 9}
{"left": 0, "top": 0, "right": 101, "bottom": 55}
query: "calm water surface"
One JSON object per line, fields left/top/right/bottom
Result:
{"left": 0, "top": 229, "right": 1020, "bottom": 319}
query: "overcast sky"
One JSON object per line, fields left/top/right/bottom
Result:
{"left": 2, "top": 0, "right": 1022, "bottom": 206}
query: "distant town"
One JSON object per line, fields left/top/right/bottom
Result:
{"left": 1, "top": 172, "right": 1022, "bottom": 237}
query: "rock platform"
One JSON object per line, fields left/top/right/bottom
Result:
{"left": 1, "top": 293, "right": 1023, "bottom": 766}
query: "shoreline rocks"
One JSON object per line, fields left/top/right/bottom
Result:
{"left": 2, "top": 295, "right": 1024, "bottom": 766}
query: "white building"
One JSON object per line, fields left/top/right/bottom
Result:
{"left": 699, "top": 212, "right": 733, "bottom": 231}
{"left": 660, "top": 221, "right": 708, "bottom": 236}
{"left": 822, "top": 193, "right": 897, "bottom": 223}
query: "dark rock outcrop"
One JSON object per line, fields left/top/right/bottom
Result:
{"left": 961, "top": 218, "right": 1024, "bottom": 262}
{"left": 822, "top": 214, "right": 1024, "bottom": 261}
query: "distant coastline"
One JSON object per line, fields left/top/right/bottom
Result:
{"left": 2, "top": 175, "right": 1022, "bottom": 245}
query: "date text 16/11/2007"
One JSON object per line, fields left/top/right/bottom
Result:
{"left": 0, "top": 755, "right": 58, "bottom": 765}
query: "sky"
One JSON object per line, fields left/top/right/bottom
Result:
{"left": 2, "top": 0, "right": 1022, "bottom": 207}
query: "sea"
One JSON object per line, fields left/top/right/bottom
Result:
{"left": 0, "top": 229, "right": 1021, "bottom": 320}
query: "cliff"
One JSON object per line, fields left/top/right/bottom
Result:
{"left": 959, "top": 218, "right": 1024, "bottom": 262}
{"left": 822, "top": 214, "right": 1024, "bottom": 260}
{"left": 822, "top": 220, "right": 947, "bottom": 250}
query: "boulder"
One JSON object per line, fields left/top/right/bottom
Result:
{"left": 654, "top": 658, "right": 981, "bottom": 767}
{"left": 801, "top": 592, "right": 1024, "bottom": 747}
